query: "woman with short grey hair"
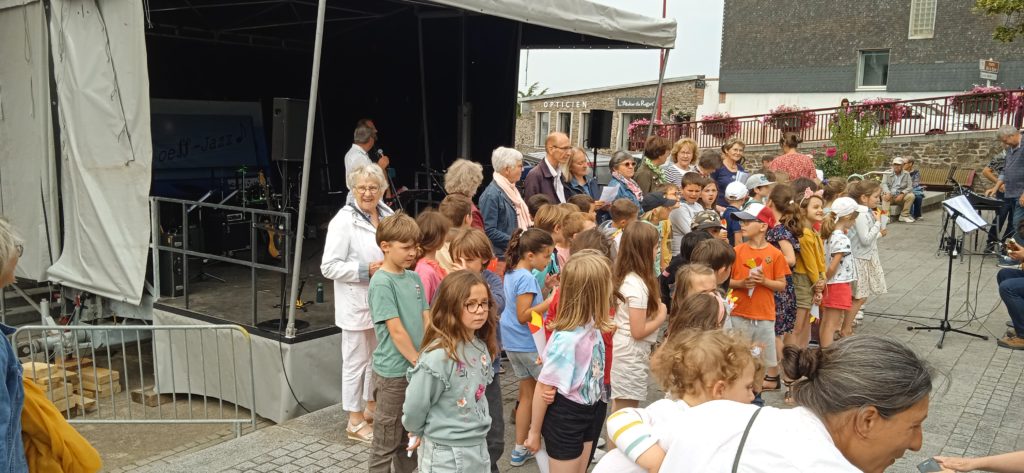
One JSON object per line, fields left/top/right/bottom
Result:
{"left": 0, "top": 217, "right": 27, "bottom": 471}
{"left": 443, "top": 158, "right": 485, "bottom": 230}
{"left": 656, "top": 335, "right": 933, "bottom": 472}
{"left": 479, "top": 147, "right": 531, "bottom": 271}
{"left": 607, "top": 150, "right": 643, "bottom": 214}
{"left": 321, "top": 164, "right": 394, "bottom": 443}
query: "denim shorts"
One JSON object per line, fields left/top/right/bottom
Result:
{"left": 541, "top": 393, "right": 607, "bottom": 461}
{"left": 506, "top": 351, "right": 542, "bottom": 380}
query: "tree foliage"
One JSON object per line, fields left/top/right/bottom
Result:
{"left": 517, "top": 82, "right": 548, "bottom": 118}
{"left": 821, "top": 110, "right": 889, "bottom": 177}
{"left": 975, "top": 0, "right": 1024, "bottom": 42}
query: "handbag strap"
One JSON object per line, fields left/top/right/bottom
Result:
{"left": 731, "top": 407, "right": 763, "bottom": 473}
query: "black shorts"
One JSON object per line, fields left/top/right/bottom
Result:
{"left": 541, "top": 393, "right": 607, "bottom": 461}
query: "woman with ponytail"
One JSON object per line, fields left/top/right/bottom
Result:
{"left": 658, "top": 335, "right": 934, "bottom": 472}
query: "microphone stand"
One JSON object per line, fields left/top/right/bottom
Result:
{"left": 908, "top": 203, "right": 990, "bottom": 348}
{"left": 378, "top": 149, "right": 404, "bottom": 212}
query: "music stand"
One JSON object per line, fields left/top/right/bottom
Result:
{"left": 908, "top": 196, "right": 990, "bottom": 348}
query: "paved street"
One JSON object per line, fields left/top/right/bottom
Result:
{"left": 126, "top": 207, "right": 1024, "bottom": 473}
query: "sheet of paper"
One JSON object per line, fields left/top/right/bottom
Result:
{"left": 943, "top": 195, "right": 988, "bottom": 233}
{"left": 598, "top": 184, "right": 619, "bottom": 203}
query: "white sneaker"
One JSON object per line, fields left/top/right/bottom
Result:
{"left": 596, "top": 437, "right": 607, "bottom": 449}
{"left": 899, "top": 216, "right": 916, "bottom": 223}
{"left": 855, "top": 310, "right": 864, "bottom": 320}
{"left": 591, "top": 448, "right": 607, "bottom": 463}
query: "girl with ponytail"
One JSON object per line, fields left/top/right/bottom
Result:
{"left": 762, "top": 183, "right": 800, "bottom": 391}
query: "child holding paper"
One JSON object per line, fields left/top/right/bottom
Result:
{"left": 500, "top": 228, "right": 557, "bottom": 467}
{"left": 729, "top": 207, "right": 790, "bottom": 400}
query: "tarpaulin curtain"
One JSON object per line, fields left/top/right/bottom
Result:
{"left": 44, "top": 0, "right": 152, "bottom": 305}
{"left": 0, "top": 0, "right": 61, "bottom": 282}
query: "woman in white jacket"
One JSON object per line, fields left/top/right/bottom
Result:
{"left": 321, "top": 164, "right": 394, "bottom": 444}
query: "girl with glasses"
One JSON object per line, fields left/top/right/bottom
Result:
{"left": 402, "top": 270, "right": 499, "bottom": 472}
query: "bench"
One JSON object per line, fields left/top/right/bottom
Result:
{"left": 916, "top": 165, "right": 976, "bottom": 193}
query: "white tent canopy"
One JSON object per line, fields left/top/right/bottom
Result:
{"left": 431, "top": 0, "right": 677, "bottom": 49}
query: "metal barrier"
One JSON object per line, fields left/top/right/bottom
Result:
{"left": 13, "top": 324, "right": 257, "bottom": 437}
{"left": 150, "top": 196, "right": 293, "bottom": 326}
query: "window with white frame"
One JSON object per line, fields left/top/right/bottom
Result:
{"left": 908, "top": 0, "right": 937, "bottom": 39}
{"left": 857, "top": 50, "right": 890, "bottom": 90}
{"left": 619, "top": 113, "right": 647, "bottom": 150}
{"left": 579, "top": 112, "right": 590, "bottom": 146}
{"left": 558, "top": 112, "right": 573, "bottom": 141}
{"left": 535, "top": 112, "right": 550, "bottom": 146}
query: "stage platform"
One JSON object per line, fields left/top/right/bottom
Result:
{"left": 153, "top": 245, "right": 344, "bottom": 423}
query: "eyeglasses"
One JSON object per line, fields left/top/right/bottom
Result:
{"left": 355, "top": 185, "right": 381, "bottom": 195}
{"left": 550, "top": 145, "right": 572, "bottom": 152}
{"left": 464, "top": 301, "right": 490, "bottom": 313}
{"left": 619, "top": 162, "right": 635, "bottom": 168}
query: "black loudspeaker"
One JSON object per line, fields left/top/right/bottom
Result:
{"left": 587, "top": 109, "right": 613, "bottom": 149}
{"left": 272, "top": 98, "right": 309, "bottom": 162}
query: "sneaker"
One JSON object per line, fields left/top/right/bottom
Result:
{"left": 596, "top": 437, "right": 607, "bottom": 449}
{"left": 855, "top": 310, "right": 864, "bottom": 321}
{"left": 899, "top": 216, "right": 916, "bottom": 223}
{"left": 998, "top": 256, "right": 1021, "bottom": 269}
{"left": 510, "top": 447, "right": 534, "bottom": 467}
{"left": 997, "top": 335, "right": 1024, "bottom": 350}
{"left": 591, "top": 447, "right": 607, "bottom": 463}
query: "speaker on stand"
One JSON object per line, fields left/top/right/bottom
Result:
{"left": 586, "top": 110, "right": 614, "bottom": 180}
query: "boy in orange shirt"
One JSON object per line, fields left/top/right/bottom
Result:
{"left": 728, "top": 206, "right": 790, "bottom": 404}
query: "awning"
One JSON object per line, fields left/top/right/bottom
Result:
{"left": 429, "top": 0, "right": 677, "bottom": 49}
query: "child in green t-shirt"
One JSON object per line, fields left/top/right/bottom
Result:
{"left": 368, "top": 213, "right": 429, "bottom": 473}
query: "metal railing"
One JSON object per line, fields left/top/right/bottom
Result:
{"left": 13, "top": 324, "right": 257, "bottom": 437}
{"left": 629, "top": 90, "right": 1024, "bottom": 150}
{"left": 150, "top": 197, "right": 292, "bottom": 326}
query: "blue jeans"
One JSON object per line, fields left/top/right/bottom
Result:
{"left": 998, "top": 269, "right": 1024, "bottom": 337}
{"left": 910, "top": 188, "right": 926, "bottom": 219}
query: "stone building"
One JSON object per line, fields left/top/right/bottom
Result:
{"left": 712, "top": 0, "right": 1024, "bottom": 116}
{"left": 515, "top": 75, "right": 706, "bottom": 154}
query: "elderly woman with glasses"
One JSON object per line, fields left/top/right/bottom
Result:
{"left": 321, "top": 164, "right": 395, "bottom": 444}
{"left": 608, "top": 150, "right": 643, "bottom": 215}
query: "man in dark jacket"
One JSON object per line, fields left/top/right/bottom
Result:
{"left": 523, "top": 132, "right": 571, "bottom": 203}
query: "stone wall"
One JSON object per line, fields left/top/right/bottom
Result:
{"left": 739, "top": 131, "right": 1004, "bottom": 190}
{"left": 515, "top": 79, "right": 705, "bottom": 155}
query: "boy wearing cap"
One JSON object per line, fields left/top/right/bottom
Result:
{"left": 728, "top": 207, "right": 790, "bottom": 397}
{"left": 722, "top": 182, "right": 749, "bottom": 246}
{"left": 743, "top": 173, "right": 775, "bottom": 210}
{"left": 882, "top": 157, "right": 916, "bottom": 223}
{"left": 692, "top": 209, "right": 727, "bottom": 241}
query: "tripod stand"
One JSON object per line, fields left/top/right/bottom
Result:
{"left": 908, "top": 204, "right": 989, "bottom": 348}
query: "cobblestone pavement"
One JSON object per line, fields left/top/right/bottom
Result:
{"left": 129, "top": 208, "right": 1024, "bottom": 472}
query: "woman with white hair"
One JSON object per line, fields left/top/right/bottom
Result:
{"left": 479, "top": 146, "right": 531, "bottom": 273}
{"left": 443, "top": 158, "right": 485, "bottom": 230}
{"left": 321, "top": 164, "right": 394, "bottom": 444}
{"left": 0, "top": 218, "right": 28, "bottom": 471}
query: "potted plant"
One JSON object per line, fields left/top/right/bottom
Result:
{"left": 763, "top": 105, "right": 817, "bottom": 132}
{"left": 949, "top": 85, "right": 1023, "bottom": 115}
{"left": 699, "top": 112, "right": 741, "bottom": 139}
{"left": 627, "top": 118, "right": 668, "bottom": 150}
{"left": 857, "top": 98, "right": 911, "bottom": 126}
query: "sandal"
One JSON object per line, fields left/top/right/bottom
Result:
{"left": 762, "top": 375, "right": 781, "bottom": 391}
{"left": 346, "top": 421, "right": 374, "bottom": 444}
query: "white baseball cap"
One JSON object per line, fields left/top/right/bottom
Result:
{"left": 725, "top": 181, "right": 748, "bottom": 201}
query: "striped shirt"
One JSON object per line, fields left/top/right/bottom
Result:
{"left": 661, "top": 162, "right": 697, "bottom": 187}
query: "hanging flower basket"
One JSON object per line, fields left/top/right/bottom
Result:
{"left": 857, "top": 98, "right": 911, "bottom": 126}
{"left": 949, "top": 86, "right": 1022, "bottom": 115}
{"left": 762, "top": 105, "right": 817, "bottom": 132}
{"left": 699, "top": 112, "right": 741, "bottom": 139}
{"left": 627, "top": 118, "right": 668, "bottom": 151}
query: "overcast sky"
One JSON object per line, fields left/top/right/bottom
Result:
{"left": 518, "top": 0, "right": 724, "bottom": 94}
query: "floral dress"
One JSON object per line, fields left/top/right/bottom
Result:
{"left": 766, "top": 224, "right": 799, "bottom": 336}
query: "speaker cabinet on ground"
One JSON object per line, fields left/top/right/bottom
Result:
{"left": 587, "top": 110, "right": 613, "bottom": 149}
{"left": 271, "top": 98, "right": 309, "bottom": 162}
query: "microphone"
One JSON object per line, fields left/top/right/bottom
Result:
{"left": 377, "top": 149, "right": 385, "bottom": 159}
